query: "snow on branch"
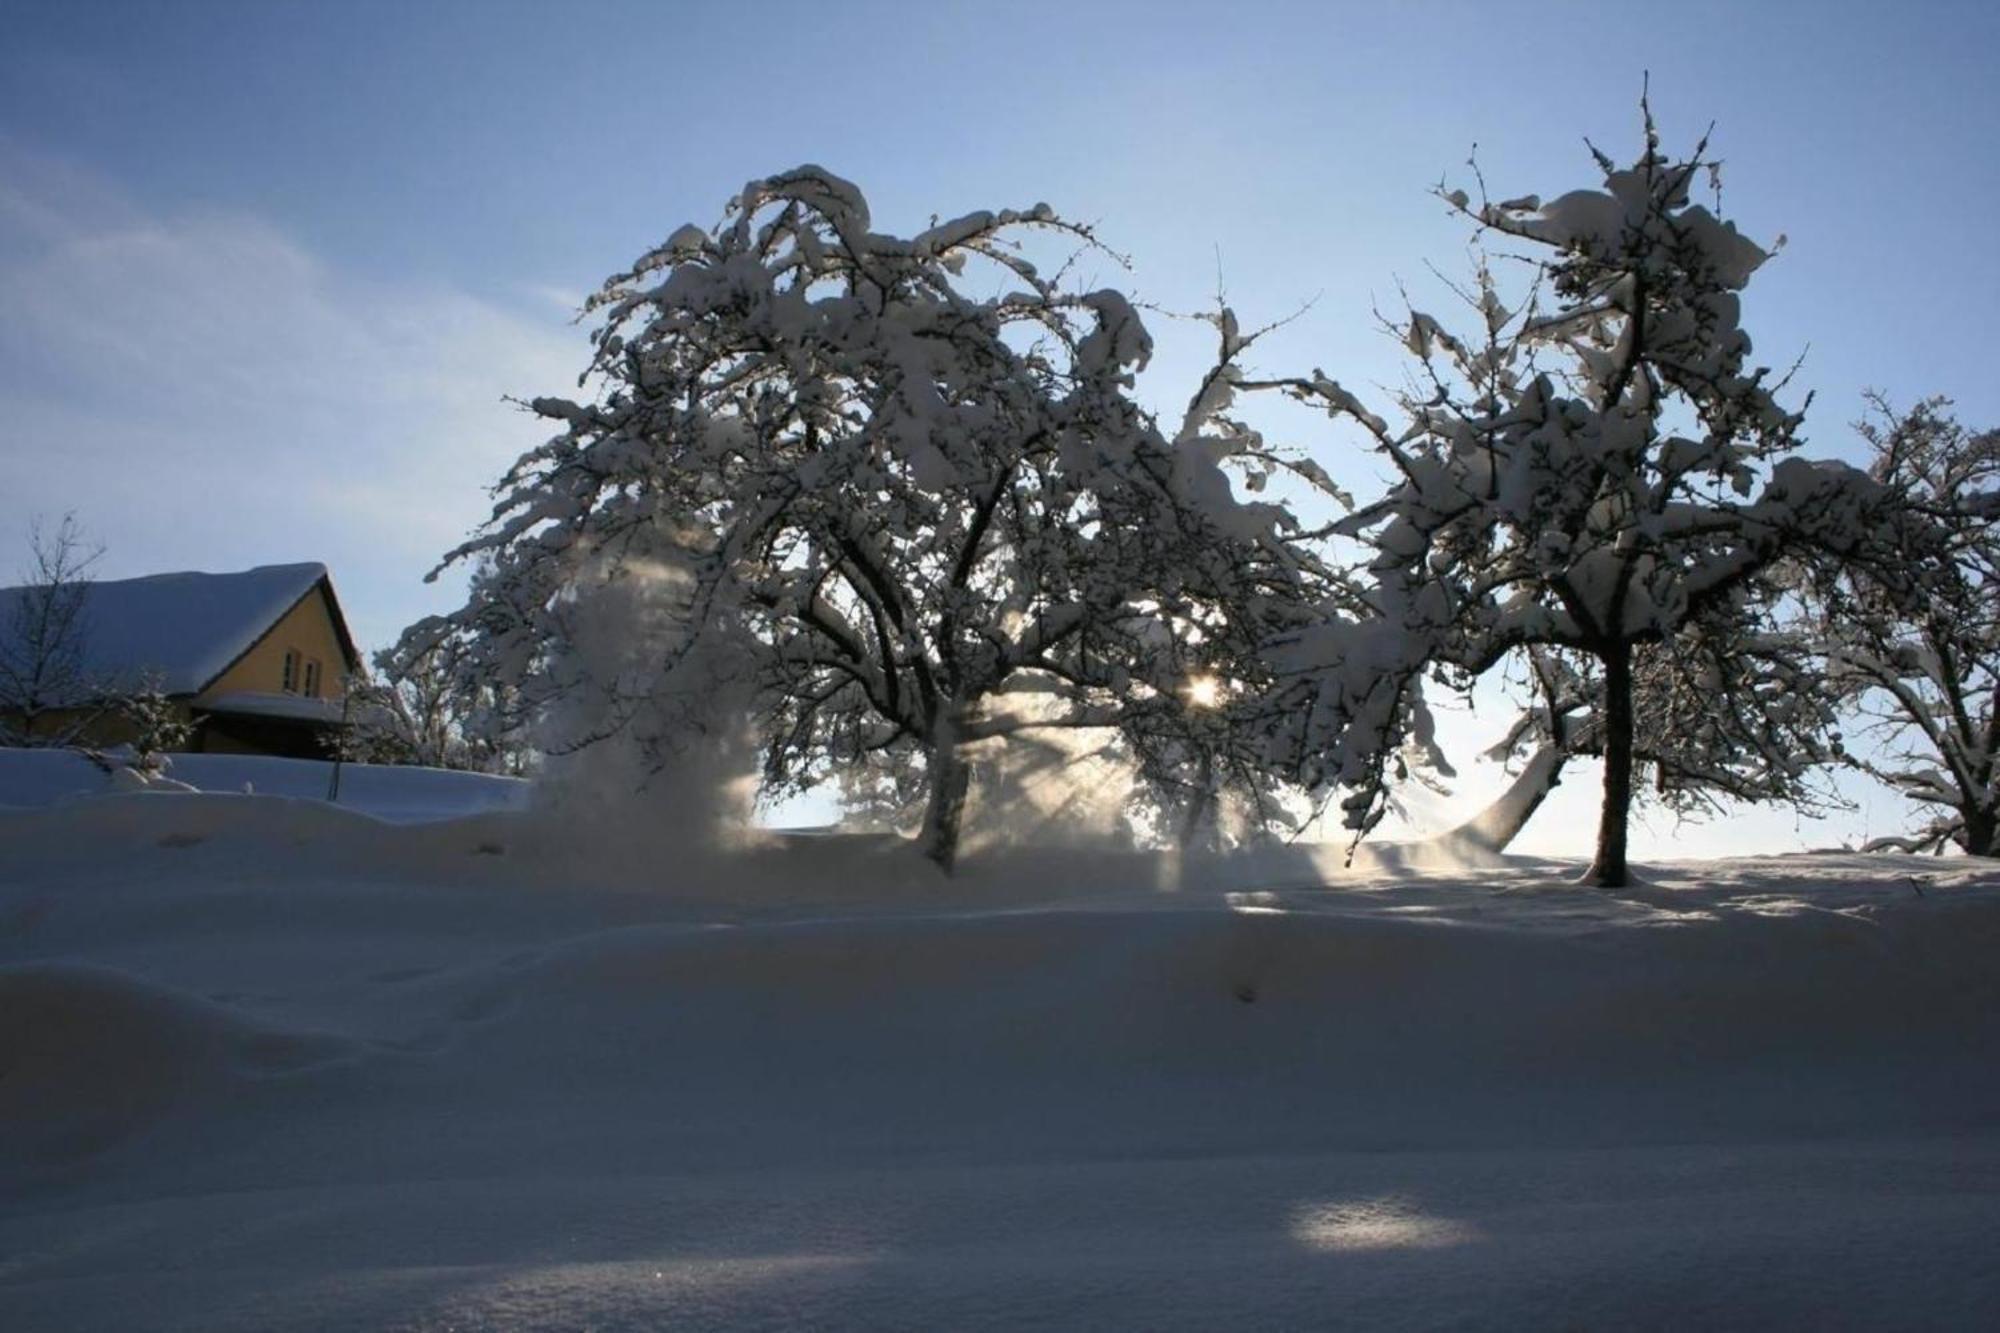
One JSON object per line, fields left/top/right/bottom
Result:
{"left": 1240, "top": 103, "right": 1875, "bottom": 885}
{"left": 407, "top": 168, "right": 1329, "bottom": 869}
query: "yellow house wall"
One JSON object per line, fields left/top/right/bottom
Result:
{"left": 194, "top": 588, "right": 353, "bottom": 705}
{"left": 1, "top": 702, "right": 195, "bottom": 749}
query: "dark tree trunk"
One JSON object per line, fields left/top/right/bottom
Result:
{"left": 1583, "top": 641, "right": 1635, "bottom": 888}
{"left": 920, "top": 730, "right": 971, "bottom": 874}
{"left": 1964, "top": 807, "right": 1998, "bottom": 860}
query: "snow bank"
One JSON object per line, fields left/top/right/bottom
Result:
{"left": 0, "top": 962, "right": 357, "bottom": 1164}
{"left": 2, "top": 780, "right": 1997, "bottom": 1328}
{"left": 0, "top": 747, "right": 528, "bottom": 822}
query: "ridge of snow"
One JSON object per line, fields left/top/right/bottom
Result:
{"left": 1, "top": 778, "right": 1998, "bottom": 1329}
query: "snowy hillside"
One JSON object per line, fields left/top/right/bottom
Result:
{"left": 3, "top": 778, "right": 1998, "bottom": 1329}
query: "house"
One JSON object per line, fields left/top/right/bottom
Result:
{"left": 0, "top": 562, "right": 364, "bottom": 759}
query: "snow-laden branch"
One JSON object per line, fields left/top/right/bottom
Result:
{"left": 404, "top": 167, "right": 1326, "bottom": 869}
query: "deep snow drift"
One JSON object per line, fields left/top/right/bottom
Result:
{"left": 2, "top": 760, "right": 1998, "bottom": 1329}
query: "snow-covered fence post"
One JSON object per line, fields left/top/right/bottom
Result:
{"left": 328, "top": 675, "right": 353, "bottom": 802}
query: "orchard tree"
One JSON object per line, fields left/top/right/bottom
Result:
{"left": 1810, "top": 397, "right": 2000, "bottom": 856}
{"left": 1438, "top": 618, "right": 1848, "bottom": 858}
{"left": 1508, "top": 594, "right": 1845, "bottom": 844}
{"left": 1250, "top": 107, "right": 1884, "bottom": 886}
{"left": 419, "top": 167, "right": 1317, "bottom": 869}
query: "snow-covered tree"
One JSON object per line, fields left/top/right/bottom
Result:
{"left": 336, "top": 628, "right": 530, "bottom": 775}
{"left": 1459, "top": 603, "right": 1849, "bottom": 855}
{"left": 418, "top": 168, "right": 1314, "bottom": 869}
{"left": 0, "top": 513, "right": 103, "bottom": 746}
{"left": 1250, "top": 108, "right": 1882, "bottom": 886}
{"left": 112, "top": 679, "right": 193, "bottom": 778}
{"left": 1809, "top": 397, "right": 2000, "bottom": 856}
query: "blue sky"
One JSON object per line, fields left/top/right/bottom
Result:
{"left": 3, "top": 0, "right": 1994, "bottom": 854}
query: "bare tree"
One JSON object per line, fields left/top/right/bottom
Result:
{"left": 336, "top": 629, "right": 530, "bottom": 775}
{"left": 1808, "top": 397, "right": 2000, "bottom": 857}
{"left": 0, "top": 513, "right": 104, "bottom": 745}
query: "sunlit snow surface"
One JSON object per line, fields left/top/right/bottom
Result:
{"left": 3, "top": 754, "right": 1998, "bottom": 1329}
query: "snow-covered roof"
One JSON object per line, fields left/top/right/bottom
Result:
{"left": 198, "top": 690, "right": 348, "bottom": 724}
{"left": 0, "top": 562, "right": 353, "bottom": 699}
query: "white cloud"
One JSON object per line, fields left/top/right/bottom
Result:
{"left": 0, "top": 140, "right": 580, "bottom": 653}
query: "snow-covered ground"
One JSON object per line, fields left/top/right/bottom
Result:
{"left": 3, "top": 757, "right": 1998, "bottom": 1329}
{"left": 0, "top": 748, "right": 530, "bottom": 823}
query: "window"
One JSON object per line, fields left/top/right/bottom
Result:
{"left": 304, "top": 659, "right": 322, "bottom": 698}
{"left": 281, "top": 649, "right": 299, "bottom": 694}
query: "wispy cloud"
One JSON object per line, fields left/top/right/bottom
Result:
{"left": 0, "top": 139, "right": 579, "bottom": 652}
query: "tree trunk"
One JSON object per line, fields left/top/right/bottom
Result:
{"left": 919, "top": 729, "right": 971, "bottom": 874}
{"left": 1178, "top": 749, "right": 1218, "bottom": 851}
{"left": 1964, "top": 807, "right": 1998, "bottom": 860}
{"left": 1582, "top": 642, "right": 1635, "bottom": 888}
